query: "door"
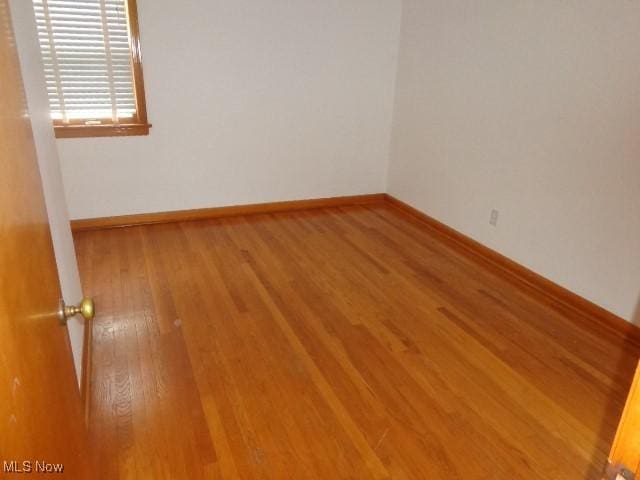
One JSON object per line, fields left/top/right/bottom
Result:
{"left": 605, "top": 360, "right": 640, "bottom": 479}
{"left": 0, "top": 0, "right": 89, "bottom": 477}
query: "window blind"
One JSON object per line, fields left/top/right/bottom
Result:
{"left": 33, "top": 0, "right": 137, "bottom": 123}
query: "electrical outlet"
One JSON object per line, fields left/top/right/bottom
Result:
{"left": 490, "top": 209, "right": 499, "bottom": 227}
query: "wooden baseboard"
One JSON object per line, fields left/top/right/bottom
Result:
{"left": 80, "top": 318, "right": 92, "bottom": 426}
{"left": 71, "top": 191, "right": 639, "bottom": 346}
{"left": 70, "top": 194, "right": 386, "bottom": 232}
{"left": 383, "top": 194, "right": 640, "bottom": 346}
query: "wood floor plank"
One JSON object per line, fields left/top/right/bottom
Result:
{"left": 74, "top": 204, "right": 640, "bottom": 479}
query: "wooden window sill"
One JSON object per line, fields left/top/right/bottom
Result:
{"left": 54, "top": 123, "right": 151, "bottom": 139}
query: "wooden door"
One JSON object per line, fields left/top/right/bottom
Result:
{"left": 0, "top": 0, "right": 89, "bottom": 477}
{"left": 605, "top": 361, "right": 640, "bottom": 479}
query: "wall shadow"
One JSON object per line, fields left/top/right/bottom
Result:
{"left": 632, "top": 294, "right": 640, "bottom": 326}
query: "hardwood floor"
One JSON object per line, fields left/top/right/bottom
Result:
{"left": 74, "top": 204, "right": 640, "bottom": 479}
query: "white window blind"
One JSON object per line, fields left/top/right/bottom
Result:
{"left": 33, "top": 0, "right": 136, "bottom": 123}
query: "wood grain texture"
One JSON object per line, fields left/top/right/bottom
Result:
{"left": 608, "top": 360, "right": 640, "bottom": 474}
{"left": 125, "top": 0, "right": 148, "bottom": 132}
{"left": 55, "top": 123, "right": 150, "bottom": 138}
{"left": 75, "top": 204, "right": 640, "bottom": 479}
{"left": 384, "top": 194, "right": 640, "bottom": 347}
{"left": 0, "top": 0, "right": 89, "bottom": 475}
{"left": 70, "top": 194, "right": 386, "bottom": 231}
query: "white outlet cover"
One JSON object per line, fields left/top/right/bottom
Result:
{"left": 490, "top": 210, "right": 499, "bottom": 226}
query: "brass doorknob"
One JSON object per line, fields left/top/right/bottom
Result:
{"left": 58, "top": 297, "right": 95, "bottom": 324}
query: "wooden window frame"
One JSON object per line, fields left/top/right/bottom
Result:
{"left": 53, "top": 0, "right": 151, "bottom": 139}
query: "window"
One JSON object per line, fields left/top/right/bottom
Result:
{"left": 33, "top": 0, "right": 150, "bottom": 138}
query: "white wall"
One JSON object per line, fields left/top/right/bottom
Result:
{"left": 57, "top": 0, "right": 402, "bottom": 220}
{"left": 388, "top": 0, "right": 640, "bottom": 321}
{"left": 42, "top": 0, "right": 640, "bottom": 323}
{"left": 10, "top": 0, "right": 85, "bottom": 383}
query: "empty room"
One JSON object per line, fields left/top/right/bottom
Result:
{"left": 1, "top": 0, "right": 640, "bottom": 478}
